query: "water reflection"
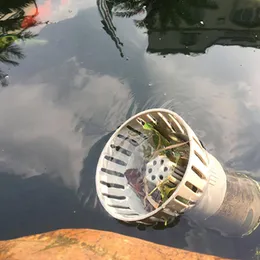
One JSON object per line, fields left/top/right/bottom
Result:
{"left": 113, "top": 0, "right": 218, "bottom": 28}
{"left": 97, "top": 0, "right": 124, "bottom": 57}
{"left": 0, "top": 0, "right": 39, "bottom": 86}
{"left": 0, "top": 0, "right": 260, "bottom": 259}
{"left": 106, "top": 0, "right": 260, "bottom": 55}
{"left": 100, "top": 0, "right": 260, "bottom": 177}
{"left": 91, "top": 0, "right": 260, "bottom": 258}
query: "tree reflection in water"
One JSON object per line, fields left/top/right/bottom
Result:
{"left": 0, "top": 0, "right": 39, "bottom": 87}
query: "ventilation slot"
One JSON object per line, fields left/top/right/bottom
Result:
{"left": 194, "top": 150, "right": 207, "bottom": 166}
{"left": 157, "top": 112, "right": 175, "bottom": 132}
{"left": 172, "top": 115, "right": 188, "bottom": 134}
{"left": 175, "top": 195, "right": 189, "bottom": 205}
{"left": 136, "top": 117, "right": 146, "bottom": 126}
{"left": 193, "top": 136, "right": 204, "bottom": 150}
{"left": 110, "top": 144, "right": 132, "bottom": 157}
{"left": 192, "top": 165, "right": 205, "bottom": 179}
{"left": 146, "top": 114, "right": 157, "bottom": 124}
{"left": 104, "top": 156, "right": 127, "bottom": 166}
{"left": 127, "top": 125, "right": 147, "bottom": 139}
{"left": 168, "top": 114, "right": 185, "bottom": 134}
{"left": 171, "top": 173, "right": 182, "bottom": 181}
{"left": 100, "top": 181, "right": 125, "bottom": 189}
{"left": 185, "top": 181, "right": 201, "bottom": 193}
{"left": 108, "top": 205, "right": 130, "bottom": 209}
{"left": 122, "top": 213, "right": 139, "bottom": 216}
{"left": 117, "top": 134, "right": 138, "bottom": 147}
{"left": 173, "top": 168, "right": 184, "bottom": 178}
{"left": 102, "top": 193, "right": 126, "bottom": 200}
{"left": 174, "top": 163, "right": 186, "bottom": 175}
{"left": 101, "top": 168, "right": 124, "bottom": 178}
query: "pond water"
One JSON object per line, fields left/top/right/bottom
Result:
{"left": 1, "top": 0, "right": 260, "bottom": 259}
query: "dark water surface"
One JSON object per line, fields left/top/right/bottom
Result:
{"left": 1, "top": 0, "right": 260, "bottom": 259}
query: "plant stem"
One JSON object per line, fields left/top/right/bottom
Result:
{"left": 153, "top": 141, "right": 189, "bottom": 158}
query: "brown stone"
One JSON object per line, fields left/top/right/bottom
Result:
{"left": 0, "top": 229, "right": 232, "bottom": 260}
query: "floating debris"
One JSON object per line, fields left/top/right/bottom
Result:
{"left": 96, "top": 109, "right": 260, "bottom": 236}
{"left": 124, "top": 121, "right": 190, "bottom": 212}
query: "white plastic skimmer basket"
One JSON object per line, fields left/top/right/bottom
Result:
{"left": 96, "top": 108, "right": 218, "bottom": 225}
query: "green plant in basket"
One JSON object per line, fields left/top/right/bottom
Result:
{"left": 142, "top": 122, "right": 189, "bottom": 161}
{"left": 142, "top": 121, "right": 190, "bottom": 207}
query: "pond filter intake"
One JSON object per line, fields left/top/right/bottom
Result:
{"left": 95, "top": 109, "right": 260, "bottom": 237}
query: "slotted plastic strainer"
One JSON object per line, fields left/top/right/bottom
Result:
{"left": 95, "top": 108, "right": 226, "bottom": 225}
{"left": 96, "top": 109, "right": 260, "bottom": 236}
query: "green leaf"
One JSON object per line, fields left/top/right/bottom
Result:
{"left": 143, "top": 122, "right": 155, "bottom": 131}
{"left": 169, "top": 134, "right": 181, "bottom": 143}
{"left": 159, "top": 182, "right": 176, "bottom": 203}
{"left": 161, "top": 135, "right": 171, "bottom": 147}
{"left": 152, "top": 134, "right": 160, "bottom": 149}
